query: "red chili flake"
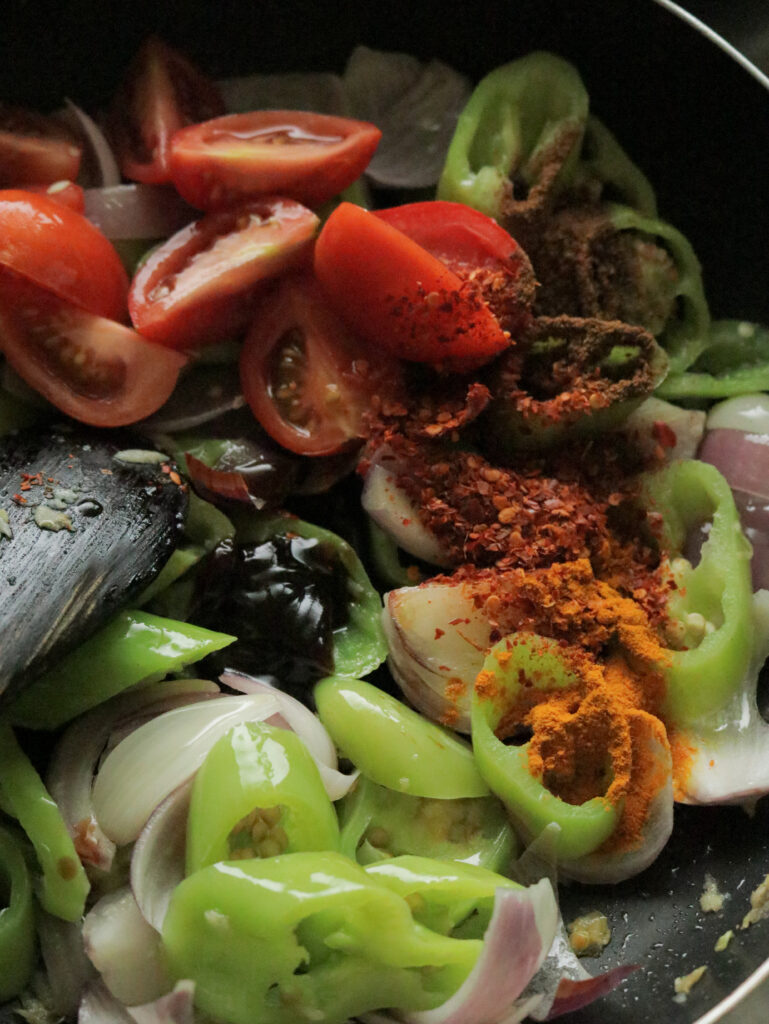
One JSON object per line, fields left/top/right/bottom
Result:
{"left": 434, "top": 628, "right": 445, "bottom": 640}
{"left": 12, "top": 493, "right": 27, "bottom": 505}
{"left": 20, "top": 482, "right": 30, "bottom": 491}
{"left": 161, "top": 464, "right": 172, "bottom": 475}
{"left": 100, "top": 468, "right": 113, "bottom": 476}
{"left": 449, "top": 617, "right": 470, "bottom": 626}
{"left": 652, "top": 420, "right": 677, "bottom": 449}
{"left": 169, "top": 471, "right": 182, "bottom": 486}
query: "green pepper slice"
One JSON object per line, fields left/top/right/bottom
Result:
{"left": 339, "top": 775, "right": 516, "bottom": 873}
{"left": 186, "top": 721, "right": 339, "bottom": 874}
{"left": 438, "top": 51, "right": 588, "bottom": 219}
{"left": 643, "top": 459, "right": 753, "bottom": 726}
{"left": 9, "top": 610, "right": 235, "bottom": 730}
{"left": 315, "top": 676, "right": 489, "bottom": 798}
{"left": 471, "top": 634, "right": 619, "bottom": 860}
{"left": 658, "top": 320, "right": 769, "bottom": 399}
{"left": 0, "top": 823, "right": 36, "bottom": 1000}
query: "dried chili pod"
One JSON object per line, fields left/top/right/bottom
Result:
{"left": 486, "top": 314, "right": 668, "bottom": 451}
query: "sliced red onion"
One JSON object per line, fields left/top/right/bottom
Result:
{"left": 675, "top": 589, "right": 769, "bottom": 804}
{"left": 384, "top": 580, "right": 504, "bottom": 731}
{"left": 131, "top": 781, "right": 192, "bottom": 933}
{"left": 362, "top": 453, "right": 451, "bottom": 568}
{"left": 623, "top": 396, "right": 706, "bottom": 461}
{"left": 543, "top": 967, "right": 638, "bottom": 1020}
{"left": 139, "top": 363, "right": 245, "bottom": 433}
{"left": 185, "top": 452, "right": 261, "bottom": 507}
{"left": 37, "top": 911, "right": 95, "bottom": 1019}
{"left": 345, "top": 47, "right": 470, "bottom": 189}
{"left": 218, "top": 72, "right": 347, "bottom": 115}
{"left": 83, "top": 184, "right": 196, "bottom": 240}
{"left": 698, "top": 429, "right": 769, "bottom": 500}
{"left": 557, "top": 716, "right": 674, "bottom": 884}
{"left": 92, "top": 693, "right": 282, "bottom": 845}
{"left": 83, "top": 887, "right": 172, "bottom": 1005}
{"left": 60, "top": 100, "right": 121, "bottom": 187}
{"left": 220, "top": 670, "right": 357, "bottom": 800}
{"left": 47, "top": 679, "right": 220, "bottom": 872}
{"left": 398, "top": 879, "right": 559, "bottom": 1024}
{"left": 79, "top": 981, "right": 136, "bottom": 1024}
{"left": 128, "top": 981, "right": 196, "bottom": 1024}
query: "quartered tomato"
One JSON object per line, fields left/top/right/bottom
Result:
{"left": 0, "top": 267, "right": 186, "bottom": 427}
{"left": 0, "top": 190, "right": 128, "bottom": 320}
{"left": 129, "top": 197, "right": 319, "bottom": 349}
{"left": 314, "top": 201, "right": 521, "bottom": 369}
{"left": 24, "top": 180, "right": 85, "bottom": 212}
{"left": 168, "top": 110, "right": 381, "bottom": 210}
{"left": 109, "top": 36, "right": 224, "bottom": 185}
{"left": 240, "top": 273, "right": 400, "bottom": 456}
{"left": 0, "top": 104, "right": 82, "bottom": 186}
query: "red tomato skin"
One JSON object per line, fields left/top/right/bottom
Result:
{"left": 0, "top": 190, "right": 128, "bottom": 321}
{"left": 128, "top": 197, "right": 319, "bottom": 350}
{"left": 0, "top": 104, "right": 82, "bottom": 186}
{"left": 313, "top": 202, "right": 511, "bottom": 368}
{"left": 24, "top": 181, "right": 85, "bottom": 213}
{"left": 376, "top": 199, "right": 534, "bottom": 343}
{"left": 0, "top": 267, "right": 185, "bottom": 427}
{"left": 168, "top": 111, "right": 381, "bottom": 210}
{"left": 110, "top": 36, "right": 225, "bottom": 185}
{"left": 240, "top": 272, "right": 399, "bottom": 456}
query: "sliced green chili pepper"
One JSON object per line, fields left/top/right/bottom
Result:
{"left": 367, "top": 518, "right": 420, "bottom": 589}
{"left": 338, "top": 775, "right": 516, "bottom": 875}
{"left": 315, "top": 676, "right": 489, "bottom": 798}
{"left": 9, "top": 611, "right": 235, "bottom": 730}
{"left": 471, "top": 634, "right": 619, "bottom": 860}
{"left": 234, "top": 512, "right": 387, "bottom": 680}
{"left": 438, "top": 51, "right": 589, "bottom": 219}
{"left": 658, "top": 320, "right": 769, "bottom": 399}
{"left": 0, "top": 722, "right": 89, "bottom": 921}
{"left": 140, "top": 491, "right": 234, "bottom": 606}
{"left": 364, "top": 854, "right": 520, "bottom": 938}
{"left": 572, "top": 115, "right": 658, "bottom": 217}
{"left": 487, "top": 314, "right": 668, "bottom": 451}
{"left": 608, "top": 204, "right": 710, "bottom": 373}
{"left": 0, "top": 823, "right": 36, "bottom": 1000}
{"left": 163, "top": 851, "right": 482, "bottom": 1024}
{"left": 186, "top": 721, "right": 339, "bottom": 874}
{"left": 643, "top": 459, "right": 753, "bottom": 726}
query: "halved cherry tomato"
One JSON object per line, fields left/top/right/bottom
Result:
{"left": 0, "top": 190, "right": 128, "bottom": 321}
{"left": 109, "top": 36, "right": 224, "bottom": 185}
{"left": 240, "top": 273, "right": 400, "bottom": 456}
{"left": 0, "top": 104, "right": 82, "bottom": 186}
{"left": 129, "top": 197, "right": 319, "bottom": 350}
{"left": 24, "top": 180, "right": 85, "bottom": 213}
{"left": 375, "top": 200, "right": 534, "bottom": 340}
{"left": 168, "top": 111, "right": 381, "bottom": 210}
{"left": 313, "top": 202, "right": 514, "bottom": 369}
{"left": 0, "top": 267, "right": 186, "bottom": 427}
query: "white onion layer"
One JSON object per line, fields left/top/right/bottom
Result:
{"left": 362, "top": 457, "right": 451, "bottom": 568}
{"left": 83, "top": 887, "right": 171, "bottom": 1006}
{"left": 624, "top": 396, "right": 706, "bottom": 461}
{"left": 92, "top": 693, "right": 282, "bottom": 845}
{"left": 706, "top": 393, "right": 769, "bottom": 433}
{"left": 131, "top": 782, "right": 192, "bottom": 933}
{"left": 61, "top": 100, "right": 121, "bottom": 186}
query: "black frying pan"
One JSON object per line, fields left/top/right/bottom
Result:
{"left": 2, "top": 1, "right": 768, "bottom": 1021}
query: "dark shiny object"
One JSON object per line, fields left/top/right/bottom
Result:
{"left": 0, "top": 426, "right": 187, "bottom": 702}
{"left": 193, "top": 534, "right": 349, "bottom": 697}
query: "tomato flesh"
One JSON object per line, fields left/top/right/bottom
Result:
{"left": 129, "top": 197, "right": 319, "bottom": 350}
{"left": 168, "top": 110, "right": 381, "bottom": 210}
{"left": 0, "top": 190, "right": 128, "bottom": 321}
{"left": 0, "top": 268, "right": 186, "bottom": 427}
{"left": 314, "top": 202, "right": 513, "bottom": 368}
{"left": 0, "top": 104, "right": 82, "bottom": 186}
{"left": 109, "top": 36, "right": 225, "bottom": 185}
{"left": 240, "top": 273, "right": 400, "bottom": 456}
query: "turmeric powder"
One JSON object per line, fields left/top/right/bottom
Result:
{"left": 473, "top": 559, "right": 673, "bottom": 854}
